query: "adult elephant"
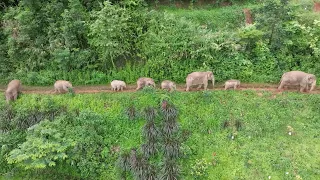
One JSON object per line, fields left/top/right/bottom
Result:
{"left": 278, "top": 71, "right": 317, "bottom": 92}
{"left": 186, "top": 71, "right": 215, "bottom": 91}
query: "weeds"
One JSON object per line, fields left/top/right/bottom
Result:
{"left": 143, "top": 120, "right": 159, "bottom": 141}
{"left": 141, "top": 86, "right": 156, "bottom": 94}
{"left": 190, "top": 158, "right": 210, "bottom": 179}
{"left": 118, "top": 100, "right": 182, "bottom": 179}
{"left": 141, "top": 140, "right": 158, "bottom": 158}
{"left": 222, "top": 120, "right": 230, "bottom": 129}
{"left": 162, "top": 136, "right": 181, "bottom": 159}
{"left": 161, "top": 100, "right": 179, "bottom": 136}
{"left": 126, "top": 105, "right": 137, "bottom": 121}
{"left": 235, "top": 119, "right": 243, "bottom": 131}
{"left": 159, "top": 158, "right": 180, "bottom": 180}
{"left": 117, "top": 150, "right": 131, "bottom": 179}
{"left": 0, "top": 105, "right": 14, "bottom": 132}
{"left": 143, "top": 107, "right": 157, "bottom": 122}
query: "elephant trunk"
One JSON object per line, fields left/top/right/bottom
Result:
{"left": 212, "top": 75, "right": 215, "bottom": 89}
{"left": 310, "top": 79, "right": 317, "bottom": 91}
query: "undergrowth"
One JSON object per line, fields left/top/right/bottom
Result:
{"left": 0, "top": 90, "right": 319, "bottom": 179}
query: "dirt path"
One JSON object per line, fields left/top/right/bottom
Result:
{"left": 1, "top": 83, "right": 319, "bottom": 94}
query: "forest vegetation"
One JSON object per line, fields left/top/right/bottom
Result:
{"left": 0, "top": 0, "right": 319, "bottom": 85}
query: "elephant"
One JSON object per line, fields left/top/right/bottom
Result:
{"left": 161, "top": 80, "right": 176, "bottom": 92}
{"left": 186, "top": 71, "right": 215, "bottom": 91}
{"left": 136, "top": 77, "right": 155, "bottom": 90}
{"left": 54, "top": 80, "right": 73, "bottom": 93}
{"left": 278, "top": 71, "right": 317, "bottom": 92}
{"left": 224, "top": 79, "right": 240, "bottom": 90}
{"left": 111, "top": 80, "right": 126, "bottom": 91}
{"left": 5, "top": 79, "right": 21, "bottom": 103}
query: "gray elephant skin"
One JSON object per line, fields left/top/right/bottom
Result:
{"left": 111, "top": 80, "right": 126, "bottom": 91}
{"left": 161, "top": 80, "right": 176, "bottom": 91}
{"left": 186, "top": 71, "right": 215, "bottom": 91}
{"left": 5, "top": 79, "right": 21, "bottom": 103}
{"left": 224, "top": 79, "right": 240, "bottom": 90}
{"left": 278, "top": 71, "right": 316, "bottom": 92}
{"left": 136, "top": 77, "right": 156, "bottom": 90}
{"left": 54, "top": 80, "right": 73, "bottom": 93}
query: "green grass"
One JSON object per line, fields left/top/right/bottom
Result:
{"left": 160, "top": 3, "right": 260, "bottom": 31}
{"left": 1, "top": 90, "right": 320, "bottom": 179}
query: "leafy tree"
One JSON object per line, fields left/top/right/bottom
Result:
{"left": 7, "top": 119, "right": 75, "bottom": 169}
{"left": 50, "top": 0, "right": 95, "bottom": 71}
{"left": 255, "top": 0, "right": 294, "bottom": 50}
{"left": 89, "top": 1, "right": 144, "bottom": 69}
{"left": 3, "top": 3, "right": 49, "bottom": 72}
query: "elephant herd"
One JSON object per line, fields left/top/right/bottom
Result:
{"left": 3, "top": 70, "right": 317, "bottom": 103}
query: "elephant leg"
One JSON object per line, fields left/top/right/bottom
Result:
{"left": 186, "top": 85, "right": 190, "bottom": 91}
{"left": 120, "top": 86, "right": 123, "bottom": 91}
{"left": 306, "top": 84, "right": 310, "bottom": 92}
{"left": 299, "top": 80, "right": 309, "bottom": 92}
{"left": 197, "top": 84, "right": 202, "bottom": 90}
{"left": 13, "top": 92, "right": 18, "bottom": 100}
{"left": 300, "top": 86, "right": 305, "bottom": 93}
{"left": 278, "top": 81, "right": 285, "bottom": 91}
{"left": 234, "top": 85, "right": 237, "bottom": 90}
{"left": 203, "top": 82, "right": 208, "bottom": 90}
{"left": 136, "top": 84, "right": 141, "bottom": 90}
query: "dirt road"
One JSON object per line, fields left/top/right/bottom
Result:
{"left": 1, "top": 83, "right": 319, "bottom": 94}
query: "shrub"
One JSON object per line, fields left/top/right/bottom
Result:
{"left": 190, "top": 158, "right": 210, "bottom": 179}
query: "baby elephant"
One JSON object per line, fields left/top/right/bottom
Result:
{"left": 5, "top": 79, "right": 21, "bottom": 103}
{"left": 136, "top": 77, "right": 155, "bottom": 90}
{"left": 161, "top": 80, "right": 176, "bottom": 92}
{"left": 224, "top": 80, "right": 240, "bottom": 90}
{"left": 54, "top": 80, "right": 73, "bottom": 93}
{"left": 111, "top": 80, "right": 126, "bottom": 91}
{"left": 278, "top": 71, "right": 317, "bottom": 92}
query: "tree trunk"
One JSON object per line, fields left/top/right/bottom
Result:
{"left": 243, "top": 8, "right": 253, "bottom": 25}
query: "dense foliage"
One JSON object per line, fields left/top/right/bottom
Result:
{"left": 1, "top": 89, "right": 320, "bottom": 179}
{"left": 0, "top": 0, "right": 319, "bottom": 85}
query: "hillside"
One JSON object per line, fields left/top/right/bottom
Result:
{"left": 1, "top": 90, "right": 320, "bottom": 179}
{"left": 1, "top": 0, "right": 320, "bottom": 179}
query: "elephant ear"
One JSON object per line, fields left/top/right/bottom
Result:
{"left": 307, "top": 75, "right": 315, "bottom": 82}
{"left": 207, "top": 72, "right": 213, "bottom": 78}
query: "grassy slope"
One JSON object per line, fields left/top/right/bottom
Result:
{"left": 158, "top": 3, "right": 259, "bottom": 31}
{"left": 3, "top": 90, "right": 320, "bottom": 179}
